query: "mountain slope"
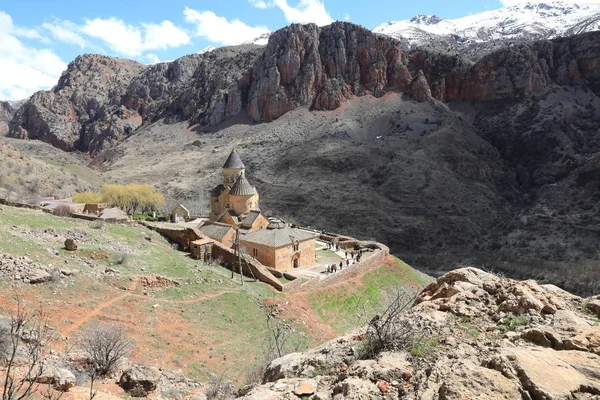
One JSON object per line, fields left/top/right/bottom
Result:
{"left": 374, "top": 1, "right": 600, "bottom": 59}
{"left": 5, "top": 23, "right": 600, "bottom": 296}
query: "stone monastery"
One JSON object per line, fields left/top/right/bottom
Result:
{"left": 201, "top": 149, "right": 317, "bottom": 271}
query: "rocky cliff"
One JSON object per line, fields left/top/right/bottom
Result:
{"left": 0, "top": 101, "right": 16, "bottom": 135}
{"left": 9, "top": 54, "right": 145, "bottom": 151}
{"left": 240, "top": 268, "right": 600, "bottom": 400}
{"left": 9, "top": 25, "right": 600, "bottom": 155}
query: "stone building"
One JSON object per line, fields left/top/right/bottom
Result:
{"left": 198, "top": 222, "right": 236, "bottom": 248}
{"left": 241, "top": 223, "right": 317, "bottom": 271}
{"left": 209, "top": 149, "right": 260, "bottom": 223}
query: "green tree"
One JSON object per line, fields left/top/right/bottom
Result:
{"left": 72, "top": 191, "right": 102, "bottom": 203}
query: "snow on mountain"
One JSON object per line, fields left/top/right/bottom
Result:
{"left": 374, "top": 1, "right": 600, "bottom": 49}
{"left": 243, "top": 32, "right": 271, "bottom": 46}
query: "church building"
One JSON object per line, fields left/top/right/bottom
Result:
{"left": 205, "top": 149, "right": 317, "bottom": 270}
{"left": 209, "top": 149, "right": 268, "bottom": 232}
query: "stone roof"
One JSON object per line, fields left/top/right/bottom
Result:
{"left": 222, "top": 149, "right": 245, "bottom": 169}
{"left": 199, "top": 222, "right": 234, "bottom": 241}
{"left": 99, "top": 208, "right": 128, "bottom": 220}
{"left": 241, "top": 227, "right": 317, "bottom": 248}
{"left": 241, "top": 210, "right": 262, "bottom": 228}
{"left": 230, "top": 175, "right": 256, "bottom": 196}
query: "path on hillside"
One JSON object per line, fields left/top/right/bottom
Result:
{"left": 63, "top": 284, "right": 237, "bottom": 337}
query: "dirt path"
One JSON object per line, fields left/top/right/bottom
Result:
{"left": 63, "top": 286, "right": 237, "bottom": 338}
{"left": 63, "top": 292, "right": 131, "bottom": 336}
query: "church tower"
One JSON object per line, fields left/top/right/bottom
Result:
{"left": 222, "top": 149, "right": 245, "bottom": 186}
{"left": 209, "top": 149, "right": 260, "bottom": 222}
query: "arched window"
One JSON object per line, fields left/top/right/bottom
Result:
{"left": 293, "top": 241, "right": 299, "bottom": 251}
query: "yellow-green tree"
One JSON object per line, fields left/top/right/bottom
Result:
{"left": 101, "top": 184, "right": 165, "bottom": 214}
{"left": 72, "top": 191, "right": 103, "bottom": 203}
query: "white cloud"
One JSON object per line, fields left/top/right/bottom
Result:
{"left": 81, "top": 17, "right": 190, "bottom": 57}
{"left": 273, "top": 0, "right": 333, "bottom": 25}
{"left": 248, "top": 0, "right": 273, "bottom": 9}
{"left": 42, "top": 20, "right": 86, "bottom": 48}
{"left": 500, "top": 0, "right": 600, "bottom": 5}
{"left": 0, "top": 11, "right": 67, "bottom": 101}
{"left": 183, "top": 8, "right": 270, "bottom": 46}
{"left": 145, "top": 53, "right": 160, "bottom": 64}
{"left": 343, "top": 13, "right": 351, "bottom": 21}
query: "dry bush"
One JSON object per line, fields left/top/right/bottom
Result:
{"left": 205, "top": 373, "right": 235, "bottom": 400}
{"left": 357, "top": 289, "right": 426, "bottom": 360}
{"left": 79, "top": 324, "right": 132, "bottom": 376}
{"left": 79, "top": 324, "right": 132, "bottom": 400}
{"left": 2, "top": 293, "right": 53, "bottom": 400}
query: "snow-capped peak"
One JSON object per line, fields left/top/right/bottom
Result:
{"left": 409, "top": 15, "right": 443, "bottom": 25}
{"left": 374, "top": 1, "right": 600, "bottom": 52}
{"left": 243, "top": 32, "right": 271, "bottom": 46}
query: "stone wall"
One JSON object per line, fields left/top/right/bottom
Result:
{"left": 0, "top": 198, "right": 42, "bottom": 210}
{"left": 212, "top": 242, "right": 284, "bottom": 291}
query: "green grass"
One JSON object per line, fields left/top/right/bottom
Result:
{"left": 458, "top": 316, "right": 481, "bottom": 339}
{"left": 498, "top": 315, "right": 531, "bottom": 332}
{"left": 308, "top": 256, "right": 433, "bottom": 334}
{"left": 0, "top": 204, "right": 308, "bottom": 383}
{"left": 45, "top": 161, "right": 104, "bottom": 187}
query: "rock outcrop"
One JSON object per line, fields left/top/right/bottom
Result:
{"left": 8, "top": 24, "right": 600, "bottom": 156}
{"left": 9, "top": 54, "right": 145, "bottom": 152}
{"left": 410, "top": 31, "right": 600, "bottom": 103}
{"left": 0, "top": 101, "right": 16, "bottom": 135}
{"left": 248, "top": 23, "right": 411, "bottom": 121}
{"left": 119, "top": 364, "right": 162, "bottom": 397}
{"left": 239, "top": 268, "right": 600, "bottom": 400}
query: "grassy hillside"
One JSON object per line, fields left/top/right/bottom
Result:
{"left": 0, "top": 205, "right": 430, "bottom": 386}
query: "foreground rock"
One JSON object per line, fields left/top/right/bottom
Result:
{"left": 119, "top": 365, "right": 162, "bottom": 397}
{"left": 36, "top": 366, "right": 76, "bottom": 392}
{"left": 239, "top": 267, "right": 600, "bottom": 399}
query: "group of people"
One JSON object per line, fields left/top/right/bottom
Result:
{"left": 325, "top": 241, "right": 340, "bottom": 251}
{"left": 324, "top": 248, "right": 365, "bottom": 274}
{"left": 326, "top": 262, "right": 344, "bottom": 274}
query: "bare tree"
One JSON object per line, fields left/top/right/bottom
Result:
{"left": 2, "top": 294, "right": 53, "bottom": 400}
{"left": 79, "top": 324, "right": 132, "bottom": 399}
{"left": 357, "top": 288, "right": 425, "bottom": 359}
{"left": 245, "top": 303, "right": 305, "bottom": 387}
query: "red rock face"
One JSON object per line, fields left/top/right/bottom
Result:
{"left": 248, "top": 22, "right": 412, "bottom": 122}
{"left": 411, "top": 31, "right": 600, "bottom": 103}
{"left": 7, "top": 25, "right": 600, "bottom": 154}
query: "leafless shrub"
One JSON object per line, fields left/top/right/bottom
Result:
{"left": 205, "top": 373, "right": 235, "bottom": 400}
{"left": 80, "top": 324, "right": 132, "bottom": 376}
{"left": 90, "top": 220, "right": 105, "bottom": 230}
{"left": 49, "top": 268, "right": 61, "bottom": 283}
{"left": 357, "top": 289, "right": 425, "bottom": 359}
{"left": 114, "top": 252, "right": 129, "bottom": 266}
{"left": 79, "top": 324, "right": 132, "bottom": 399}
{"left": 2, "top": 293, "right": 53, "bottom": 400}
{"left": 245, "top": 303, "right": 304, "bottom": 386}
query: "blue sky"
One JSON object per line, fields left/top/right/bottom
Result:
{"left": 0, "top": 0, "right": 583, "bottom": 100}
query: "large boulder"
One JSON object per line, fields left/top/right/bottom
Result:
{"left": 29, "top": 270, "right": 52, "bottom": 284}
{"left": 119, "top": 365, "right": 161, "bottom": 397}
{"left": 507, "top": 347, "right": 600, "bottom": 399}
{"left": 36, "top": 366, "right": 76, "bottom": 392}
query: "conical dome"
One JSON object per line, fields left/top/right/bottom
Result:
{"left": 222, "top": 149, "right": 245, "bottom": 169}
{"left": 229, "top": 174, "right": 256, "bottom": 196}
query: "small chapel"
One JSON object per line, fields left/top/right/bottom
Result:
{"left": 209, "top": 149, "right": 265, "bottom": 228}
